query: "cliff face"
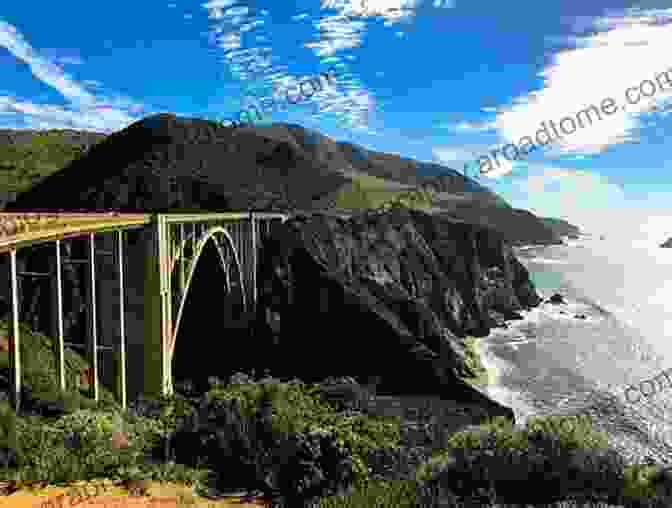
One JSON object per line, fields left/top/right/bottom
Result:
{"left": 257, "top": 207, "right": 541, "bottom": 423}
{"left": 539, "top": 217, "right": 581, "bottom": 240}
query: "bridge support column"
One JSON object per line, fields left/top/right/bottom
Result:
{"left": 9, "top": 250, "right": 21, "bottom": 412}
{"left": 143, "top": 219, "right": 172, "bottom": 399}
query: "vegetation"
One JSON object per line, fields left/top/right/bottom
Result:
{"left": 0, "top": 319, "right": 671, "bottom": 506}
{"left": 0, "top": 319, "right": 119, "bottom": 410}
{"left": 459, "top": 336, "right": 493, "bottom": 386}
{"left": 0, "top": 132, "right": 96, "bottom": 197}
{"left": 332, "top": 173, "right": 434, "bottom": 210}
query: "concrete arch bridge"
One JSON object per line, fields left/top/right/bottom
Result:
{"left": 0, "top": 211, "right": 288, "bottom": 410}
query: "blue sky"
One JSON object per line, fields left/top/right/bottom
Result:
{"left": 1, "top": 1, "right": 671, "bottom": 241}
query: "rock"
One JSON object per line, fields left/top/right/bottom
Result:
{"left": 79, "top": 367, "right": 93, "bottom": 387}
{"left": 547, "top": 293, "right": 565, "bottom": 304}
{"left": 538, "top": 217, "right": 581, "bottom": 240}
{"left": 574, "top": 314, "right": 587, "bottom": 320}
{"left": 660, "top": 238, "right": 672, "bottom": 248}
{"left": 110, "top": 430, "right": 130, "bottom": 450}
{"left": 650, "top": 466, "right": 672, "bottom": 499}
{"left": 0, "top": 480, "right": 18, "bottom": 496}
{"left": 257, "top": 208, "right": 542, "bottom": 423}
{"left": 0, "top": 334, "right": 9, "bottom": 353}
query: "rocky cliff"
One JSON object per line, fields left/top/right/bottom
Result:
{"left": 538, "top": 217, "right": 581, "bottom": 240}
{"left": 254, "top": 206, "right": 542, "bottom": 423}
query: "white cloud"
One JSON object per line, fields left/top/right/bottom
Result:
{"left": 487, "top": 8, "right": 672, "bottom": 160}
{"left": 453, "top": 120, "right": 497, "bottom": 132}
{"left": 0, "top": 21, "right": 96, "bottom": 108}
{"left": 320, "top": 0, "right": 420, "bottom": 22}
{"left": 0, "top": 21, "right": 147, "bottom": 132}
{"left": 500, "top": 164, "right": 672, "bottom": 240}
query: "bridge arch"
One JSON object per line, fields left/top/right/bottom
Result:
{"left": 169, "top": 226, "right": 246, "bottom": 364}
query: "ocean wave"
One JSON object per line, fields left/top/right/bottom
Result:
{"left": 526, "top": 257, "right": 570, "bottom": 265}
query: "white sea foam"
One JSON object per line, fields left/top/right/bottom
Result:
{"left": 467, "top": 234, "right": 672, "bottom": 462}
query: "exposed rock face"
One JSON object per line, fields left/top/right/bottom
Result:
{"left": 661, "top": 238, "right": 672, "bottom": 248}
{"left": 257, "top": 207, "right": 541, "bottom": 422}
{"left": 547, "top": 293, "right": 566, "bottom": 305}
{"left": 538, "top": 217, "right": 581, "bottom": 240}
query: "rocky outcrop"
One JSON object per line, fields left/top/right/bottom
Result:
{"left": 256, "top": 207, "right": 541, "bottom": 423}
{"left": 539, "top": 217, "right": 581, "bottom": 240}
{"left": 661, "top": 238, "right": 672, "bottom": 248}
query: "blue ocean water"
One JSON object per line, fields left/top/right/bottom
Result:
{"left": 478, "top": 237, "right": 672, "bottom": 465}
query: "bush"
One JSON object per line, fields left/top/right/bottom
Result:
{"left": 204, "top": 372, "right": 401, "bottom": 487}
{"left": 362, "top": 445, "right": 431, "bottom": 483}
{"left": 125, "top": 393, "right": 197, "bottom": 462}
{"left": 0, "top": 320, "right": 119, "bottom": 415}
{"left": 416, "top": 415, "right": 628, "bottom": 506}
{"left": 11, "top": 408, "right": 147, "bottom": 482}
{"left": 315, "top": 377, "right": 375, "bottom": 414}
{"left": 319, "top": 479, "right": 420, "bottom": 508}
{"left": 173, "top": 390, "right": 357, "bottom": 507}
{"left": 622, "top": 463, "right": 659, "bottom": 500}
{"left": 0, "top": 400, "right": 18, "bottom": 468}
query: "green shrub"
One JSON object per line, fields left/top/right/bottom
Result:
{"left": 125, "top": 393, "right": 197, "bottom": 462}
{"left": 460, "top": 336, "right": 492, "bottom": 385}
{"left": 0, "top": 320, "right": 119, "bottom": 413}
{"left": 0, "top": 399, "right": 18, "bottom": 468}
{"left": 319, "top": 479, "right": 420, "bottom": 507}
{"left": 414, "top": 413, "right": 630, "bottom": 506}
{"left": 524, "top": 413, "right": 609, "bottom": 450}
{"left": 12, "top": 408, "right": 147, "bottom": 482}
{"left": 204, "top": 372, "right": 402, "bottom": 487}
{"left": 173, "top": 392, "right": 357, "bottom": 507}
{"left": 621, "top": 463, "right": 662, "bottom": 501}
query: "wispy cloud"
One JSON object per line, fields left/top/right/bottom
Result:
{"left": 485, "top": 7, "right": 672, "bottom": 164}
{"left": 320, "top": 0, "right": 421, "bottom": 22}
{"left": 53, "top": 55, "right": 85, "bottom": 66}
{"left": 0, "top": 20, "right": 148, "bottom": 132}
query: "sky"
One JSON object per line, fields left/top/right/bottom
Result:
{"left": 0, "top": 0, "right": 671, "bottom": 242}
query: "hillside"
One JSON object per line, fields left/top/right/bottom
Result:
{"left": 3, "top": 114, "right": 579, "bottom": 245}
{"left": 0, "top": 129, "right": 105, "bottom": 208}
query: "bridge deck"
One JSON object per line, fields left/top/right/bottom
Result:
{"left": 0, "top": 213, "right": 152, "bottom": 253}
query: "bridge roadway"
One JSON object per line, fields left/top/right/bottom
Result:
{"left": 0, "top": 211, "right": 288, "bottom": 411}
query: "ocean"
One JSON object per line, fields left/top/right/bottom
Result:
{"left": 478, "top": 235, "right": 672, "bottom": 465}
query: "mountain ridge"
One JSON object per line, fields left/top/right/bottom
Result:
{"left": 3, "top": 113, "right": 580, "bottom": 246}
